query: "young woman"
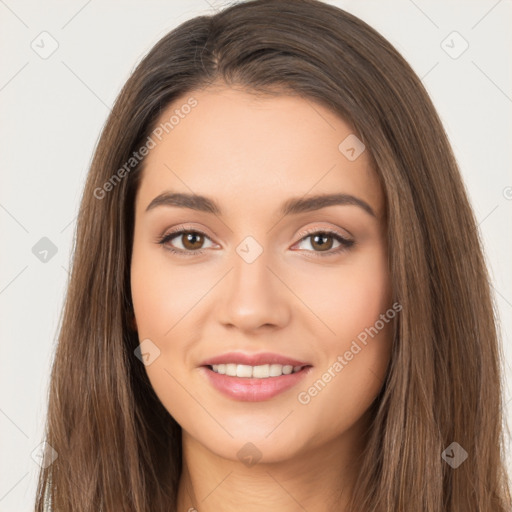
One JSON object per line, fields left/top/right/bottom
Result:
{"left": 35, "top": 0, "right": 511, "bottom": 510}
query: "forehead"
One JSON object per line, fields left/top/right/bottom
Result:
{"left": 136, "top": 87, "right": 384, "bottom": 219}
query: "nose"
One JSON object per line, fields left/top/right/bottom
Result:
{"left": 216, "top": 250, "right": 291, "bottom": 332}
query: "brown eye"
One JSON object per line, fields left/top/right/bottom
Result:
{"left": 157, "top": 229, "right": 216, "bottom": 256}
{"left": 180, "top": 232, "right": 205, "bottom": 250}
{"left": 293, "top": 230, "right": 355, "bottom": 258}
{"left": 309, "top": 233, "right": 334, "bottom": 252}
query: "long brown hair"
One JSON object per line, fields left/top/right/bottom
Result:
{"left": 35, "top": 0, "right": 511, "bottom": 510}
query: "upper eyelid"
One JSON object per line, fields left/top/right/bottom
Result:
{"left": 296, "top": 226, "right": 352, "bottom": 240}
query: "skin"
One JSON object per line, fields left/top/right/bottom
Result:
{"left": 130, "top": 85, "right": 394, "bottom": 512}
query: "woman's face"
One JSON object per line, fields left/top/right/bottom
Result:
{"left": 131, "top": 86, "right": 394, "bottom": 463}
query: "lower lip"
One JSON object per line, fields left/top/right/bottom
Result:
{"left": 200, "top": 365, "right": 312, "bottom": 401}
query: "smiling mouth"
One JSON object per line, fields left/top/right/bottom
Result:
{"left": 206, "top": 363, "right": 311, "bottom": 379}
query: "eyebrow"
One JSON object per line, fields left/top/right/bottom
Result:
{"left": 145, "top": 191, "right": 376, "bottom": 218}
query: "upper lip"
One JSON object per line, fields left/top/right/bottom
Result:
{"left": 200, "top": 352, "right": 311, "bottom": 367}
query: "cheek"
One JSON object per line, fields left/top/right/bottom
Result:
{"left": 294, "top": 247, "right": 393, "bottom": 431}
{"left": 298, "top": 242, "right": 391, "bottom": 345}
{"left": 130, "top": 244, "right": 198, "bottom": 424}
{"left": 130, "top": 241, "right": 197, "bottom": 338}
{"left": 332, "top": 262, "right": 391, "bottom": 340}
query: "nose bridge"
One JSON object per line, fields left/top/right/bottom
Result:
{"left": 233, "top": 240, "right": 271, "bottom": 290}
{"left": 217, "top": 236, "right": 290, "bottom": 330}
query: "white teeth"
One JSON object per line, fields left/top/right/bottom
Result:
{"left": 226, "top": 363, "right": 237, "bottom": 376}
{"left": 210, "top": 363, "right": 304, "bottom": 378}
{"left": 236, "top": 364, "right": 253, "bottom": 378}
{"left": 282, "top": 365, "right": 293, "bottom": 375}
{"left": 269, "top": 364, "right": 283, "bottom": 377}
{"left": 252, "top": 364, "right": 269, "bottom": 378}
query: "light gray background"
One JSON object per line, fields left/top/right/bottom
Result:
{"left": 1, "top": 1, "right": 511, "bottom": 510}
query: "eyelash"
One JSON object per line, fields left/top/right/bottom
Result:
{"left": 156, "top": 226, "right": 355, "bottom": 258}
